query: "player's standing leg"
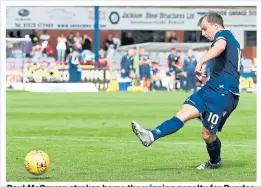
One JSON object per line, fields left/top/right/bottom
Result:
{"left": 196, "top": 126, "right": 223, "bottom": 170}
{"left": 197, "top": 92, "right": 239, "bottom": 169}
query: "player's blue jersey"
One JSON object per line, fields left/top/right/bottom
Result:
{"left": 207, "top": 30, "right": 241, "bottom": 95}
{"left": 168, "top": 54, "right": 179, "bottom": 65}
{"left": 139, "top": 55, "right": 150, "bottom": 63}
{"left": 139, "top": 55, "right": 151, "bottom": 78}
{"left": 139, "top": 55, "right": 150, "bottom": 69}
{"left": 168, "top": 54, "right": 179, "bottom": 72}
{"left": 121, "top": 55, "right": 134, "bottom": 71}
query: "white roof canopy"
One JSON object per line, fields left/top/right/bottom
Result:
{"left": 117, "top": 42, "right": 211, "bottom": 52}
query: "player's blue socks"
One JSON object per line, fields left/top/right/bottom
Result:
{"left": 151, "top": 116, "right": 184, "bottom": 140}
{"left": 206, "top": 136, "right": 221, "bottom": 164}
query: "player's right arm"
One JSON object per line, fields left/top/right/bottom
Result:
{"left": 199, "top": 39, "right": 226, "bottom": 66}
{"left": 195, "top": 39, "right": 227, "bottom": 79}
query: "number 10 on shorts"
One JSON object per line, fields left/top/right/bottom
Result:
{"left": 207, "top": 112, "right": 219, "bottom": 125}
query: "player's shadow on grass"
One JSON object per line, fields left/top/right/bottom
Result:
{"left": 28, "top": 176, "right": 51, "bottom": 180}
{"left": 144, "top": 165, "right": 195, "bottom": 171}
{"left": 145, "top": 161, "right": 248, "bottom": 171}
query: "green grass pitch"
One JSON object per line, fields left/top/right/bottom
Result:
{"left": 6, "top": 91, "right": 256, "bottom": 182}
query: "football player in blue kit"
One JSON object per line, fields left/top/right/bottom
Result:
{"left": 131, "top": 12, "right": 241, "bottom": 170}
{"left": 167, "top": 48, "right": 183, "bottom": 91}
{"left": 139, "top": 48, "right": 151, "bottom": 90}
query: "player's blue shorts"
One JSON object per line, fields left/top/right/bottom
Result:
{"left": 184, "top": 85, "right": 239, "bottom": 134}
{"left": 139, "top": 66, "right": 151, "bottom": 79}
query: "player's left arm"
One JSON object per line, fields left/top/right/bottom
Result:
{"left": 198, "top": 39, "right": 227, "bottom": 65}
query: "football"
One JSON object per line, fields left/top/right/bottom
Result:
{"left": 24, "top": 150, "right": 50, "bottom": 176}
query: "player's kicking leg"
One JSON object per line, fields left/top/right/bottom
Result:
{"left": 131, "top": 120, "right": 154, "bottom": 147}
{"left": 131, "top": 88, "right": 226, "bottom": 170}
{"left": 131, "top": 122, "right": 224, "bottom": 170}
{"left": 131, "top": 103, "right": 200, "bottom": 147}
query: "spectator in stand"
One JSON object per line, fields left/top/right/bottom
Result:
{"left": 74, "top": 41, "right": 83, "bottom": 61}
{"left": 139, "top": 48, "right": 151, "bottom": 90}
{"left": 29, "top": 30, "right": 39, "bottom": 45}
{"left": 168, "top": 31, "right": 178, "bottom": 43}
{"left": 184, "top": 49, "right": 197, "bottom": 92}
{"left": 106, "top": 44, "right": 115, "bottom": 66}
{"left": 112, "top": 33, "right": 121, "bottom": 50}
{"left": 56, "top": 33, "right": 67, "bottom": 63}
{"left": 97, "top": 49, "right": 109, "bottom": 69}
{"left": 81, "top": 50, "right": 93, "bottom": 63}
{"left": 46, "top": 41, "right": 54, "bottom": 57}
{"left": 241, "top": 54, "right": 253, "bottom": 79}
{"left": 6, "top": 43, "right": 13, "bottom": 58}
{"left": 104, "top": 34, "right": 114, "bottom": 51}
{"left": 82, "top": 34, "right": 93, "bottom": 51}
{"left": 8, "top": 32, "right": 15, "bottom": 38}
{"left": 11, "top": 44, "right": 23, "bottom": 59}
{"left": 81, "top": 34, "right": 93, "bottom": 63}
{"left": 31, "top": 42, "right": 43, "bottom": 61}
{"left": 120, "top": 48, "right": 135, "bottom": 79}
{"left": 74, "top": 41, "right": 82, "bottom": 51}
{"left": 40, "top": 30, "right": 50, "bottom": 41}
{"left": 21, "top": 35, "right": 33, "bottom": 57}
{"left": 41, "top": 40, "right": 49, "bottom": 58}
{"left": 122, "top": 32, "right": 134, "bottom": 46}
{"left": 66, "top": 32, "right": 75, "bottom": 55}
{"left": 16, "top": 31, "right": 22, "bottom": 38}
{"left": 74, "top": 32, "right": 82, "bottom": 43}
{"left": 68, "top": 48, "right": 81, "bottom": 82}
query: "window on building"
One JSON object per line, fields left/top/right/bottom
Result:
{"left": 245, "top": 31, "right": 256, "bottom": 47}
{"left": 121, "top": 30, "right": 165, "bottom": 46}
{"left": 184, "top": 31, "right": 208, "bottom": 43}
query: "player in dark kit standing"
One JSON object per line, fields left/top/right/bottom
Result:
{"left": 131, "top": 12, "right": 241, "bottom": 170}
{"left": 167, "top": 48, "right": 180, "bottom": 91}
